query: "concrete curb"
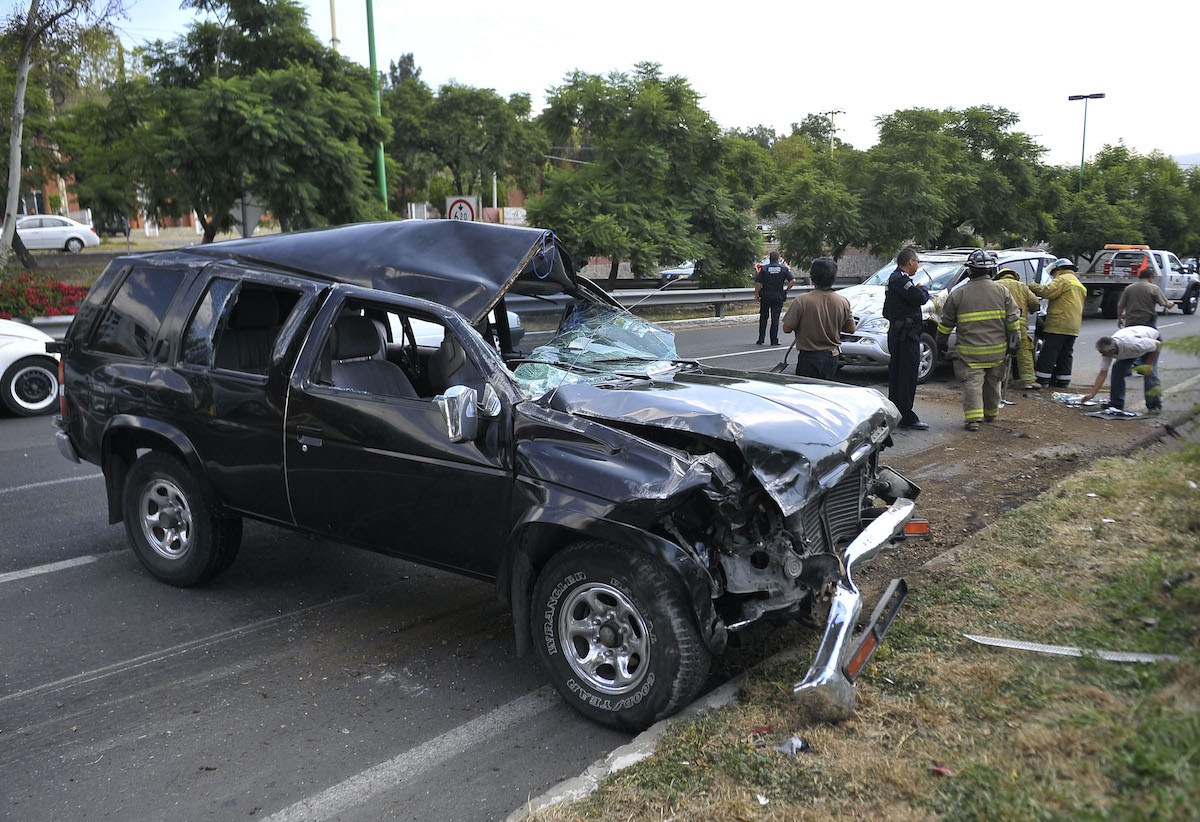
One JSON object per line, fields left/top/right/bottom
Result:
{"left": 504, "top": 648, "right": 805, "bottom": 822}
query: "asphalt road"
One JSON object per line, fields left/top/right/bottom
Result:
{"left": 2, "top": 308, "right": 1197, "bottom": 821}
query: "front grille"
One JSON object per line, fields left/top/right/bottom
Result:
{"left": 826, "top": 467, "right": 866, "bottom": 548}
{"left": 796, "top": 466, "right": 867, "bottom": 554}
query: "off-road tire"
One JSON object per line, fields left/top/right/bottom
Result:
{"left": 122, "top": 452, "right": 241, "bottom": 587}
{"left": 1, "top": 355, "right": 58, "bottom": 416}
{"left": 1182, "top": 286, "right": 1198, "bottom": 316}
{"left": 916, "top": 332, "right": 938, "bottom": 384}
{"left": 1101, "top": 288, "right": 1121, "bottom": 319}
{"left": 531, "top": 541, "right": 710, "bottom": 731}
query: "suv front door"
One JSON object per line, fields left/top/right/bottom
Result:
{"left": 283, "top": 287, "right": 513, "bottom": 576}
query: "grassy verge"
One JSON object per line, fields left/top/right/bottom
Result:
{"left": 529, "top": 444, "right": 1200, "bottom": 821}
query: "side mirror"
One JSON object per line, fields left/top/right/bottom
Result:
{"left": 434, "top": 385, "right": 478, "bottom": 442}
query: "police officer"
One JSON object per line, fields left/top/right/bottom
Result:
{"left": 754, "top": 251, "right": 794, "bottom": 345}
{"left": 883, "top": 247, "right": 930, "bottom": 430}
{"left": 937, "top": 251, "right": 1021, "bottom": 431}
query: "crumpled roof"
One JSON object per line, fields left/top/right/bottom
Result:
{"left": 184, "top": 220, "right": 587, "bottom": 325}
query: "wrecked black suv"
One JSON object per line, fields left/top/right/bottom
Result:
{"left": 50, "top": 221, "right": 923, "bottom": 729}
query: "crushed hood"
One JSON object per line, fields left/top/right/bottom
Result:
{"left": 184, "top": 220, "right": 617, "bottom": 325}
{"left": 547, "top": 367, "right": 899, "bottom": 516}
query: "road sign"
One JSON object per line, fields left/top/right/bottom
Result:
{"left": 446, "top": 196, "right": 478, "bottom": 222}
{"left": 230, "top": 193, "right": 264, "bottom": 237}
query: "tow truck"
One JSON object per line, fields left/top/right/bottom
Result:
{"left": 1078, "top": 244, "right": 1200, "bottom": 317}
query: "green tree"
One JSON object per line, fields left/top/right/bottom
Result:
{"left": 58, "top": 0, "right": 388, "bottom": 243}
{"left": 2, "top": 0, "right": 123, "bottom": 267}
{"left": 379, "top": 54, "right": 436, "bottom": 214}
{"left": 425, "top": 83, "right": 545, "bottom": 199}
{"left": 528, "top": 63, "right": 758, "bottom": 286}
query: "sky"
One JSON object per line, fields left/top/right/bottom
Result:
{"left": 112, "top": 0, "right": 1199, "bottom": 168}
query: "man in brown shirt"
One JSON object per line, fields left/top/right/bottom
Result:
{"left": 781, "top": 257, "right": 856, "bottom": 379}
{"left": 1118, "top": 269, "right": 1174, "bottom": 328}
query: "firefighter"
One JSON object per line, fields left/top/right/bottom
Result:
{"left": 936, "top": 250, "right": 1021, "bottom": 431}
{"left": 1028, "top": 258, "right": 1086, "bottom": 388}
{"left": 993, "top": 267, "right": 1041, "bottom": 395}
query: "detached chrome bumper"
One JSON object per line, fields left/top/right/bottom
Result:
{"left": 793, "top": 497, "right": 916, "bottom": 722}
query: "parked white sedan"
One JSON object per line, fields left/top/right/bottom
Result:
{"left": 15, "top": 215, "right": 100, "bottom": 253}
{"left": 0, "top": 319, "right": 59, "bottom": 416}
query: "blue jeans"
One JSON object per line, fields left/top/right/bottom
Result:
{"left": 795, "top": 349, "right": 839, "bottom": 379}
{"left": 1110, "top": 355, "right": 1162, "bottom": 411}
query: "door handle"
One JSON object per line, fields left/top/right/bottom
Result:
{"left": 296, "top": 424, "right": 323, "bottom": 449}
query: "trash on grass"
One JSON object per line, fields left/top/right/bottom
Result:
{"left": 930, "top": 766, "right": 954, "bottom": 777}
{"left": 1163, "top": 571, "right": 1195, "bottom": 592}
{"left": 771, "top": 737, "right": 812, "bottom": 756}
{"left": 756, "top": 793, "right": 769, "bottom": 805}
{"left": 964, "top": 634, "right": 1179, "bottom": 663}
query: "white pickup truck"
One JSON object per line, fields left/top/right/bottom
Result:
{"left": 1078, "top": 244, "right": 1200, "bottom": 317}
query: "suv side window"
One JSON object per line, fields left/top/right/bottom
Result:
{"left": 181, "top": 281, "right": 301, "bottom": 374}
{"left": 89, "top": 267, "right": 187, "bottom": 359}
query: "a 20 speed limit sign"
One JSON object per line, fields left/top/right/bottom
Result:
{"left": 446, "top": 196, "right": 478, "bottom": 221}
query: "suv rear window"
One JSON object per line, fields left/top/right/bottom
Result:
{"left": 89, "top": 267, "right": 186, "bottom": 359}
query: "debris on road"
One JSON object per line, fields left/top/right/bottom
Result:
{"left": 964, "top": 634, "right": 1179, "bottom": 663}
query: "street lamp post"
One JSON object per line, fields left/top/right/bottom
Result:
{"left": 1068, "top": 93, "right": 1105, "bottom": 192}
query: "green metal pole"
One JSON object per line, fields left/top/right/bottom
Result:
{"left": 366, "top": 0, "right": 388, "bottom": 209}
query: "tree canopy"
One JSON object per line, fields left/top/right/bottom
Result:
{"left": 527, "top": 63, "right": 759, "bottom": 285}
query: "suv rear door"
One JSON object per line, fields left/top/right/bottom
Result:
{"left": 165, "top": 266, "right": 317, "bottom": 524}
{"left": 283, "top": 286, "right": 513, "bottom": 576}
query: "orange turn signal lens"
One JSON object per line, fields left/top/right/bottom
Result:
{"left": 845, "top": 633, "right": 878, "bottom": 680}
{"left": 903, "top": 520, "right": 930, "bottom": 537}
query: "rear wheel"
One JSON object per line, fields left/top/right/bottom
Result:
{"left": 1101, "top": 288, "right": 1121, "bottom": 319}
{"left": 531, "top": 542, "right": 710, "bottom": 730}
{"left": 1, "top": 355, "right": 58, "bottom": 416}
{"left": 65, "top": 237, "right": 83, "bottom": 253}
{"left": 1182, "top": 286, "right": 1198, "bottom": 316}
{"left": 122, "top": 452, "right": 241, "bottom": 586}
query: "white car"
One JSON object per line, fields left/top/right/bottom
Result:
{"left": 0, "top": 318, "right": 59, "bottom": 416}
{"left": 393, "top": 309, "right": 525, "bottom": 349}
{"left": 15, "top": 215, "right": 100, "bottom": 253}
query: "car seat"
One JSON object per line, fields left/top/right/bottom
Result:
{"left": 214, "top": 289, "right": 280, "bottom": 374}
{"left": 328, "top": 315, "right": 417, "bottom": 399}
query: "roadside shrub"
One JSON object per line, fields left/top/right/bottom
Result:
{"left": 0, "top": 272, "right": 89, "bottom": 321}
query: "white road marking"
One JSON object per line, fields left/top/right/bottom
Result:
{"left": 263, "top": 686, "right": 561, "bottom": 822}
{"left": 0, "top": 472, "right": 102, "bottom": 495}
{"left": 0, "top": 554, "right": 100, "bottom": 585}
{"left": 1159, "top": 322, "right": 1183, "bottom": 329}
{"left": 693, "top": 347, "right": 778, "bottom": 362}
{"left": 0, "top": 592, "right": 367, "bottom": 707}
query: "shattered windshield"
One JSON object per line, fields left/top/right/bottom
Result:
{"left": 511, "top": 302, "right": 686, "bottom": 399}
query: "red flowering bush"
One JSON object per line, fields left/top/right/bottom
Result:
{"left": 0, "top": 272, "right": 90, "bottom": 321}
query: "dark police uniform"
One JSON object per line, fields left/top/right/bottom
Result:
{"left": 882, "top": 266, "right": 930, "bottom": 425}
{"left": 754, "top": 262, "right": 794, "bottom": 344}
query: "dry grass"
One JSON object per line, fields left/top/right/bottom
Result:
{"left": 526, "top": 445, "right": 1200, "bottom": 821}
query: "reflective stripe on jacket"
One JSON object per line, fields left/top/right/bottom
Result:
{"left": 1029, "top": 271, "right": 1086, "bottom": 336}
{"left": 936, "top": 278, "right": 1020, "bottom": 368}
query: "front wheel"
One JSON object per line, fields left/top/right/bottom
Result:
{"left": 531, "top": 542, "right": 711, "bottom": 730}
{"left": 122, "top": 452, "right": 241, "bottom": 586}
{"left": 1182, "top": 287, "right": 1198, "bottom": 316}
{"left": 916, "top": 332, "right": 938, "bottom": 383}
{"left": 1, "top": 355, "right": 58, "bottom": 416}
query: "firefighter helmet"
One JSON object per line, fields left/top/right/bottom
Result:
{"left": 965, "top": 249, "right": 997, "bottom": 278}
{"left": 1049, "top": 257, "right": 1077, "bottom": 274}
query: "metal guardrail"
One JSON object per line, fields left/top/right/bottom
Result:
{"left": 503, "top": 283, "right": 866, "bottom": 317}
{"left": 508, "top": 286, "right": 822, "bottom": 317}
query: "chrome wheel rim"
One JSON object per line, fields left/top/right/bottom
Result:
{"left": 559, "top": 582, "right": 649, "bottom": 695}
{"left": 10, "top": 363, "right": 56, "bottom": 411}
{"left": 917, "top": 340, "right": 934, "bottom": 380}
{"left": 139, "top": 479, "right": 193, "bottom": 560}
